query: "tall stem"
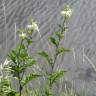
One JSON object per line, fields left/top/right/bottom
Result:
{"left": 17, "top": 40, "right": 23, "bottom": 96}
{"left": 19, "top": 78, "right": 22, "bottom": 96}
{"left": 49, "top": 19, "right": 66, "bottom": 87}
{"left": 51, "top": 45, "right": 59, "bottom": 72}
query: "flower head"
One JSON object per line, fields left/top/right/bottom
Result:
{"left": 19, "top": 33, "right": 27, "bottom": 39}
{"left": 26, "top": 20, "right": 39, "bottom": 32}
{"left": 61, "top": 5, "right": 72, "bottom": 19}
{"left": 26, "top": 25, "right": 32, "bottom": 29}
{"left": 32, "top": 21, "right": 39, "bottom": 32}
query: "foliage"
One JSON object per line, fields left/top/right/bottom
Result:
{"left": 37, "top": 5, "right": 72, "bottom": 96}
{"left": 6, "top": 19, "right": 41, "bottom": 96}
{"left": 0, "top": 76, "right": 17, "bottom": 96}
{"left": 0, "top": 5, "right": 77, "bottom": 96}
{"left": 48, "top": 70, "right": 66, "bottom": 86}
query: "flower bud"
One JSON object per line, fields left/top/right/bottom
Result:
{"left": 61, "top": 5, "right": 72, "bottom": 19}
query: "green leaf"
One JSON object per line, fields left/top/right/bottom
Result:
{"left": 38, "top": 51, "right": 49, "bottom": 60}
{"left": 38, "top": 51, "right": 53, "bottom": 66}
{"left": 45, "top": 86, "right": 53, "bottom": 96}
{"left": 0, "top": 76, "right": 17, "bottom": 96}
{"left": 58, "top": 24, "right": 68, "bottom": 33}
{"left": 21, "top": 59, "right": 36, "bottom": 71}
{"left": 49, "top": 37, "right": 59, "bottom": 46}
{"left": 58, "top": 24, "right": 63, "bottom": 30}
{"left": 48, "top": 70, "right": 66, "bottom": 85}
{"left": 7, "top": 91, "right": 17, "bottom": 96}
{"left": 8, "top": 50, "right": 17, "bottom": 64}
{"left": 10, "top": 66, "right": 21, "bottom": 77}
{"left": 9, "top": 59, "right": 36, "bottom": 77}
{"left": 0, "top": 77, "right": 10, "bottom": 87}
{"left": 8, "top": 44, "right": 28, "bottom": 63}
{"left": 55, "top": 32, "right": 64, "bottom": 39}
{"left": 57, "top": 47, "right": 70, "bottom": 55}
{"left": 20, "top": 44, "right": 25, "bottom": 49}
{"left": 25, "top": 38, "right": 32, "bottom": 45}
{"left": 22, "top": 74, "right": 41, "bottom": 86}
{"left": 18, "top": 44, "right": 29, "bottom": 61}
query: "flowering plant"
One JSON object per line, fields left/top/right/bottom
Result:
{"left": 0, "top": 5, "right": 74, "bottom": 96}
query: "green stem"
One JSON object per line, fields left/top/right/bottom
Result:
{"left": 49, "top": 19, "right": 66, "bottom": 88}
{"left": 51, "top": 45, "right": 58, "bottom": 71}
{"left": 17, "top": 39, "right": 24, "bottom": 96}
{"left": 18, "top": 39, "right": 30, "bottom": 95}
{"left": 19, "top": 79, "right": 22, "bottom": 96}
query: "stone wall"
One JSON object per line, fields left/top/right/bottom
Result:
{"left": 0, "top": 0, "right": 96, "bottom": 95}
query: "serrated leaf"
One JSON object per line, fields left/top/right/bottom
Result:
{"left": 49, "top": 37, "right": 59, "bottom": 46}
{"left": 48, "top": 70, "right": 66, "bottom": 85}
{"left": 55, "top": 32, "right": 64, "bottom": 39}
{"left": 22, "top": 74, "right": 41, "bottom": 86}
{"left": 45, "top": 86, "right": 53, "bottom": 96}
{"left": 58, "top": 24, "right": 68, "bottom": 32}
{"left": 58, "top": 24, "right": 63, "bottom": 30}
{"left": 25, "top": 38, "right": 32, "bottom": 45}
{"left": 7, "top": 91, "right": 17, "bottom": 96}
{"left": 8, "top": 50, "right": 17, "bottom": 64}
{"left": 18, "top": 44, "right": 29, "bottom": 61}
{"left": 38, "top": 51, "right": 49, "bottom": 60}
{"left": 38, "top": 51, "right": 53, "bottom": 66}
{"left": 10, "top": 66, "right": 21, "bottom": 76}
{"left": 10, "top": 59, "right": 36, "bottom": 77}
{"left": 21, "top": 59, "right": 36, "bottom": 70}
{"left": 57, "top": 47, "right": 70, "bottom": 55}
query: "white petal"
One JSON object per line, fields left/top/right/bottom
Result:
{"left": 26, "top": 25, "right": 32, "bottom": 29}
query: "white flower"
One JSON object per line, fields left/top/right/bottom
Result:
{"left": 26, "top": 21, "right": 39, "bottom": 32}
{"left": 26, "top": 25, "right": 32, "bottom": 29}
{"left": 19, "top": 33, "right": 27, "bottom": 39}
{"left": 32, "top": 22, "right": 39, "bottom": 32}
{"left": 61, "top": 5, "right": 72, "bottom": 19}
{"left": 3, "top": 58, "right": 11, "bottom": 66}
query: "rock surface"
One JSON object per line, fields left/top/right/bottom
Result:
{"left": 0, "top": 0, "right": 96, "bottom": 95}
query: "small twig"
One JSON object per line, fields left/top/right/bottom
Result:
{"left": 83, "top": 53, "right": 96, "bottom": 72}
{"left": 14, "top": 23, "right": 17, "bottom": 48}
{"left": 2, "top": 0, "right": 7, "bottom": 53}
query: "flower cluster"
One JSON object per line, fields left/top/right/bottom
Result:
{"left": 18, "top": 19, "right": 39, "bottom": 39}
{"left": 61, "top": 5, "right": 72, "bottom": 19}
{"left": 19, "top": 33, "right": 27, "bottom": 39}
{"left": 27, "top": 21, "right": 39, "bottom": 32}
